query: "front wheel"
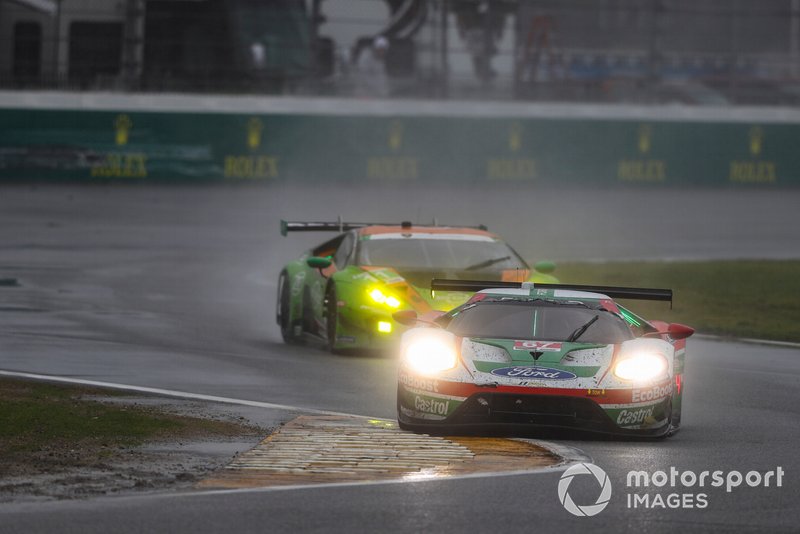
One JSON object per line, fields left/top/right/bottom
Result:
{"left": 325, "top": 283, "right": 340, "bottom": 353}
{"left": 669, "top": 388, "right": 682, "bottom": 434}
{"left": 277, "top": 271, "right": 300, "bottom": 344}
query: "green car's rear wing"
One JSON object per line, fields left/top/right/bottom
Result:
{"left": 430, "top": 279, "right": 673, "bottom": 305}
{"left": 280, "top": 219, "right": 488, "bottom": 237}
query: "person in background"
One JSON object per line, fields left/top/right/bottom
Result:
{"left": 354, "top": 36, "right": 390, "bottom": 98}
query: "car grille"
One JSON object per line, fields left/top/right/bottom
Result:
{"left": 454, "top": 393, "right": 615, "bottom": 431}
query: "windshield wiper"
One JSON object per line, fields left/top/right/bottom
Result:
{"left": 464, "top": 255, "right": 512, "bottom": 271}
{"left": 567, "top": 314, "right": 599, "bottom": 342}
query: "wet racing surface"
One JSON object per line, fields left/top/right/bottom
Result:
{"left": 1, "top": 185, "right": 799, "bottom": 533}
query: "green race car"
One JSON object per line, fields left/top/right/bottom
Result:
{"left": 276, "top": 220, "right": 558, "bottom": 352}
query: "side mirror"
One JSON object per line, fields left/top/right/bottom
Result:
{"left": 533, "top": 261, "right": 556, "bottom": 274}
{"left": 392, "top": 310, "right": 418, "bottom": 326}
{"left": 307, "top": 256, "right": 332, "bottom": 269}
{"left": 668, "top": 323, "right": 694, "bottom": 340}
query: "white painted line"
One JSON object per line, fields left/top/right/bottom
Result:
{"left": 5, "top": 443, "right": 586, "bottom": 509}
{"left": 0, "top": 369, "right": 596, "bottom": 500}
{"left": 0, "top": 370, "right": 383, "bottom": 420}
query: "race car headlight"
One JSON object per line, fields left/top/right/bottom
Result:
{"left": 403, "top": 336, "right": 457, "bottom": 375}
{"left": 614, "top": 352, "right": 668, "bottom": 382}
{"left": 368, "top": 288, "right": 401, "bottom": 309}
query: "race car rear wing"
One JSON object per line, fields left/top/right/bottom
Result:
{"left": 280, "top": 219, "right": 488, "bottom": 236}
{"left": 430, "top": 279, "right": 673, "bottom": 305}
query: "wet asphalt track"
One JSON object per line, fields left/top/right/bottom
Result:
{"left": 0, "top": 185, "right": 799, "bottom": 533}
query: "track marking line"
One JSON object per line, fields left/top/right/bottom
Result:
{"left": 1, "top": 446, "right": 590, "bottom": 510}
{"left": 0, "top": 370, "right": 382, "bottom": 419}
{"left": 0, "top": 369, "right": 593, "bottom": 499}
{"left": 180, "top": 462, "right": 582, "bottom": 498}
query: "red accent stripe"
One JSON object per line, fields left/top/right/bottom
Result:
{"left": 466, "top": 293, "right": 488, "bottom": 304}
{"left": 600, "top": 299, "right": 620, "bottom": 314}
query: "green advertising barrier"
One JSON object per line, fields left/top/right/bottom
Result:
{"left": 0, "top": 106, "right": 795, "bottom": 185}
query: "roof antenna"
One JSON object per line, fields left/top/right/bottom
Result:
{"left": 432, "top": 217, "right": 438, "bottom": 226}
{"left": 337, "top": 215, "right": 343, "bottom": 233}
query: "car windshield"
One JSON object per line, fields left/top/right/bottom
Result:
{"left": 446, "top": 300, "right": 633, "bottom": 344}
{"left": 356, "top": 235, "right": 527, "bottom": 271}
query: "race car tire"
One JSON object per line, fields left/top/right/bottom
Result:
{"left": 277, "top": 271, "right": 301, "bottom": 344}
{"left": 325, "top": 283, "right": 341, "bottom": 354}
{"left": 660, "top": 399, "right": 676, "bottom": 439}
{"left": 671, "top": 391, "right": 682, "bottom": 428}
{"left": 668, "top": 391, "right": 681, "bottom": 434}
{"left": 302, "top": 287, "right": 315, "bottom": 334}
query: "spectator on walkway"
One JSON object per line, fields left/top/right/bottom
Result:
{"left": 354, "top": 36, "right": 390, "bottom": 98}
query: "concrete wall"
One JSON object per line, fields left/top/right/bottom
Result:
{"left": 0, "top": 91, "right": 797, "bottom": 185}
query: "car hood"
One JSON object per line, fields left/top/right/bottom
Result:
{"left": 462, "top": 337, "right": 612, "bottom": 382}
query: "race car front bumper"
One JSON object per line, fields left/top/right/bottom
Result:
{"left": 397, "top": 383, "right": 673, "bottom": 437}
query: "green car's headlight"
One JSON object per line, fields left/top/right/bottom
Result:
{"left": 614, "top": 352, "right": 668, "bottom": 382}
{"left": 403, "top": 335, "right": 458, "bottom": 375}
{"left": 368, "top": 288, "right": 401, "bottom": 309}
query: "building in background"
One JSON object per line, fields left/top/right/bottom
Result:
{"left": 1, "top": 0, "right": 799, "bottom": 104}
{"left": 514, "top": 0, "right": 800, "bottom": 105}
{"left": 0, "top": 0, "right": 314, "bottom": 91}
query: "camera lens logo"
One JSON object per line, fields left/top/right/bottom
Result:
{"left": 558, "top": 463, "right": 612, "bottom": 517}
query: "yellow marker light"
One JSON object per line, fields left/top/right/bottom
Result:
{"left": 385, "top": 296, "right": 401, "bottom": 309}
{"left": 377, "top": 321, "right": 392, "bottom": 333}
{"left": 404, "top": 337, "right": 457, "bottom": 375}
{"left": 369, "top": 288, "right": 401, "bottom": 308}
{"left": 614, "top": 352, "right": 667, "bottom": 382}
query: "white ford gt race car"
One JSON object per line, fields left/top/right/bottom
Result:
{"left": 394, "top": 279, "right": 693, "bottom": 437}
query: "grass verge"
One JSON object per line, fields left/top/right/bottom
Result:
{"left": 553, "top": 260, "right": 800, "bottom": 343}
{"left": 0, "top": 378, "right": 251, "bottom": 477}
